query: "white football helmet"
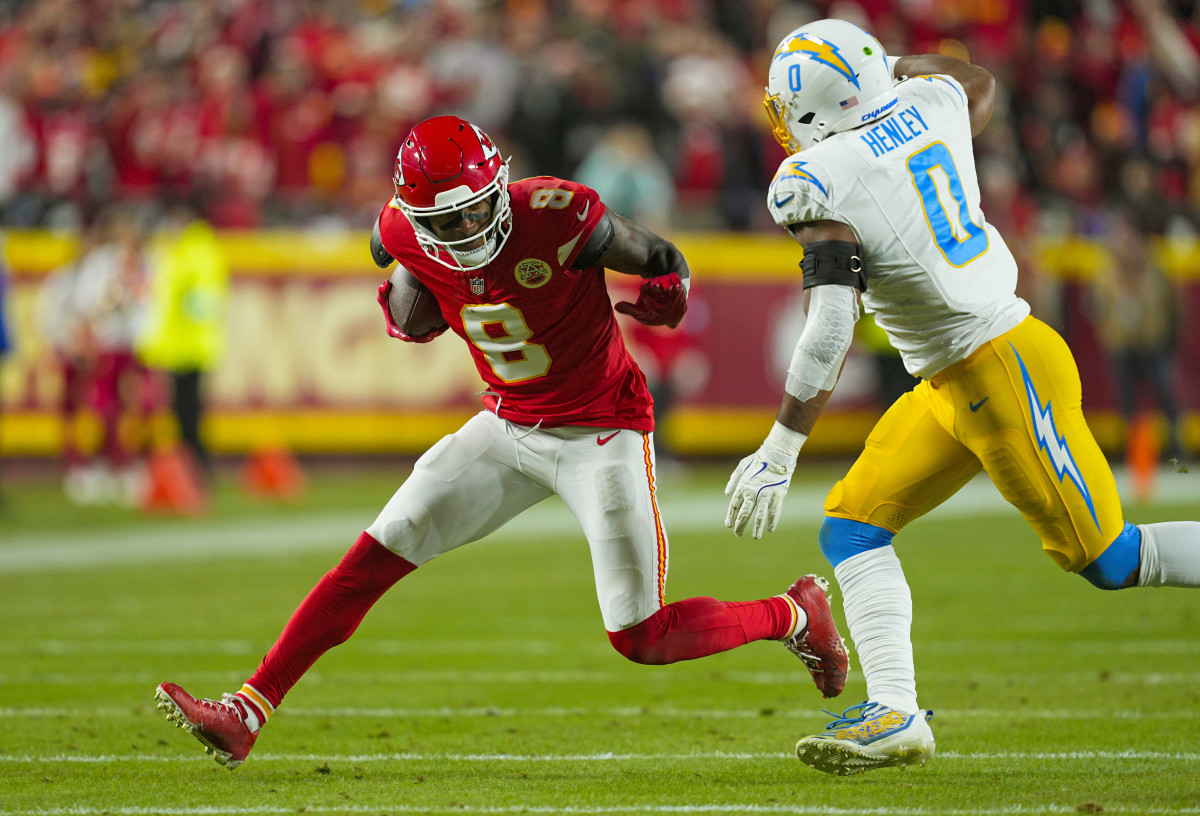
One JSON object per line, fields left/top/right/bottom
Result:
{"left": 764, "top": 19, "right": 898, "bottom": 154}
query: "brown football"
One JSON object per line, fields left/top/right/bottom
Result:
{"left": 388, "top": 265, "right": 448, "bottom": 337}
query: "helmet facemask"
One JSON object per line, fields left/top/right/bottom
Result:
{"left": 396, "top": 166, "right": 513, "bottom": 273}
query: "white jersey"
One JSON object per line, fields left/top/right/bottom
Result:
{"left": 767, "top": 73, "right": 1030, "bottom": 379}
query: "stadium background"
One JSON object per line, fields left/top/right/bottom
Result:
{"left": 2, "top": 4, "right": 1199, "bottom": 811}
{"left": 1, "top": 0, "right": 1199, "bottom": 459}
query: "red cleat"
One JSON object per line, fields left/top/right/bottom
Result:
{"left": 784, "top": 575, "right": 849, "bottom": 698}
{"left": 154, "top": 682, "right": 259, "bottom": 769}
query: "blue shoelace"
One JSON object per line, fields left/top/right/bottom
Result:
{"left": 820, "top": 701, "right": 882, "bottom": 729}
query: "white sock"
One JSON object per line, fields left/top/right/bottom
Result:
{"left": 778, "top": 593, "right": 808, "bottom": 639}
{"left": 834, "top": 546, "right": 919, "bottom": 714}
{"left": 236, "top": 684, "right": 273, "bottom": 733}
{"left": 237, "top": 701, "right": 262, "bottom": 733}
{"left": 1137, "top": 522, "right": 1200, "bottom": 587}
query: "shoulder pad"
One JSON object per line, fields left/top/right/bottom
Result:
{"left": 768, "top": 158, "right": 835, "bottom": 227}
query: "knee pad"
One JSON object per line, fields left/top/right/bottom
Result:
{"left": 819, "top": 517, "right": 895, "bottom": 568}
{"left": 595, "top": 464, "right": 635, "bottom": 514}
{"left": 367, "top": 501, "right": 434, "bottom": 564}
{"left": 1079, "top": 522, "right": 1140, "bottom": 590}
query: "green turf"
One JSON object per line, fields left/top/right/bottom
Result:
{"left": 1, "top": 461, "right": 1198, "bottom": 815}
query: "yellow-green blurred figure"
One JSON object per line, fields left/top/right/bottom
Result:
{"left": 138, "top": 206, "right": 229, "bottom": 476}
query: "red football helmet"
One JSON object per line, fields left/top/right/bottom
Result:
{"left": 392, "top": 115, "right": 512, "bottom": 272}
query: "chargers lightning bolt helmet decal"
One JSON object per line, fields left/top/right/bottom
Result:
{"left": 1012, "top": 345, "right": 1100, "bottom": 529}
{"left": 775, "top": 34, "right": 860, "bottom": 89}
{"left": 764, "top": 19, "right": 898, "bottom": 154}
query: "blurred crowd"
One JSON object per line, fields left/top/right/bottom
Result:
{"left": 1, "top": 0, "right": 1199, "bottom": 239}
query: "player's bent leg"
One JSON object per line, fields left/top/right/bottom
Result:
{"left": 795, "top": 701, "right": 935, "bottom": 776}
{"left": 606, "top": 581, "right": 848, "bottom": 698}
{"left": 243, "top": 417, "right": 544, "bottom": 709}
{"left": 155, "top": 413, "right": 549, "bottom": 767}
{"left": 969, "top": 319, "right": 1127, "bottom": 573}
{"left": 155, "top": 532, "right": 416, "bottom": 768}
{"left": 561, "top": 428, "right": 847, "bottom": 695}
{"left": 607, "top": 596, "right": 792, "bottom": 665}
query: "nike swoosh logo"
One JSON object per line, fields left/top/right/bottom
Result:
{"left": 969, "top": 397, "right": 989, "bottom": 412}
{"left": 577, "top": 200, "right": 590, "bottom": 221}
{"left": 773, "top": 193, "right": 794, "bottom": 208}
{"left": 597, "top": 431, "right": 619, "bottom": 446}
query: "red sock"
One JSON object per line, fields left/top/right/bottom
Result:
{"left": 607, "top": 595, "right": 793, "bottom": 665}
{"left": 246, "top": 532, "right": 416, "bottom": 708}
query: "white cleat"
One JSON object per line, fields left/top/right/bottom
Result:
{"left": 795, "top": 701, "right": 935, "bottom": 776}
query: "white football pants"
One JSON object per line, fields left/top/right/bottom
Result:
{"left": 366, "top": 411, "right": 669, "bottom": 631}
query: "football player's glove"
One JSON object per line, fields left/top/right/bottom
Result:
{"left": 724, "top": 423, "right": 806, "bottom": 539}
{"left": 615, "top": 272, "right": 687, "bottom": 328}
{"left": 376, "top": 281, "right": 446, "bottom": 343}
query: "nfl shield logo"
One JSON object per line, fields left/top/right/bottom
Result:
{"left": 470, "top": 277, "right": 485, "bottom": 295}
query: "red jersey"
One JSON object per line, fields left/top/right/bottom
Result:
{"left": 376, "top": 176, "right": 654, "bottom": 431}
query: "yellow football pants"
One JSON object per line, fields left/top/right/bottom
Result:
{"left": 825, "top": 316, "right": 1126, "bottom": 572}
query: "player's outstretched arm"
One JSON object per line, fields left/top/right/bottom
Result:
{"left": 582, "top": 213, "right": 691, "bottom": 328}
{"left": 893, "top": 54, "right": 996, "bottom": 137}
{"left": 725, "top": 220, "right": 861, "bottom": 538}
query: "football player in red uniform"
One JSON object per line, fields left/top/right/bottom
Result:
{"left": 153, "top": 116, "right": 848, "bottom": 769}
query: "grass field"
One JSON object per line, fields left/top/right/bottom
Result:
{"left": 1, "top": 459, "right": 1198, "bottom": 815}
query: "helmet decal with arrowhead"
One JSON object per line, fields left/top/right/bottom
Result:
{"left": 763, "top": 19, "right": 897, "bottom": 154}
{"left": 470, "top": 123, "right": 499, "bottom": 161}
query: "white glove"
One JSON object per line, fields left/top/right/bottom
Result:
{"left": 724, "top": 422, "right": 807, "bottom": 539}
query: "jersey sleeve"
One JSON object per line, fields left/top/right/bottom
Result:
{"left": 511, "top": 177, "right": 608, "bottom": 268}
{"left": 767, "top": 156, "right": 839, "bottom": 230}
{"left": 376, "top": 198, "right": 411, "bottom": 261}
{"left": 903, "top": 73, "right": 968, "bottom": 114}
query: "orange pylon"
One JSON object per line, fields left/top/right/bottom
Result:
{"left": 240, "top": 446, "right": 306, "bottom": 500}
{"left": 1126, "top": 414, "right": 1160, "bottom": 503}
{"left": 141, "top": 446, "right": 208, "bottom": 516}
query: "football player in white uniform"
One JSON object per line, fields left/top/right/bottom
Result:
{"left": 724, "top": 18, "right": 1200, "bottom": 775}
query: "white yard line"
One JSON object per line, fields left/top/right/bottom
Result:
{"left": 2, "top": 749, "right": 1199, "bottom": 764}
{"left": 2, "top": 705, "right": 1194, "bottom": 720}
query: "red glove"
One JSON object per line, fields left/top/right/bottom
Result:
{"left": 376, "top": 281, "right": 446, "bottom": 343}
{"left": 614, "top": 272, "right": 687, "bottom": 328}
